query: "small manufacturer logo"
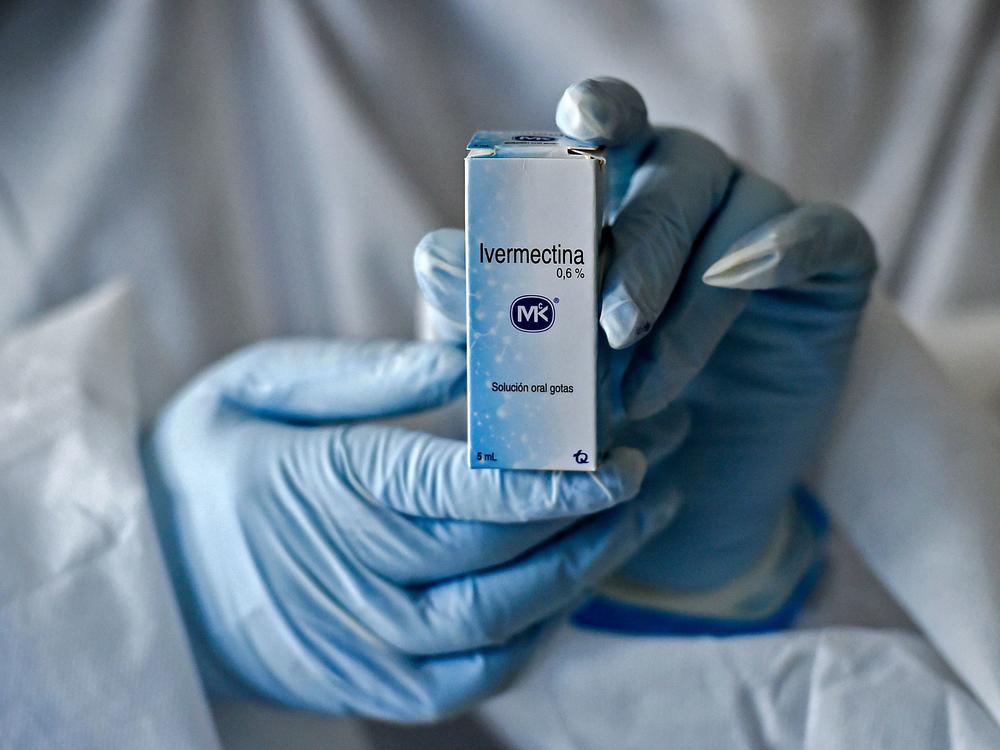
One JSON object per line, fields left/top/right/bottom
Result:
{"left": 573, "top": 450, "right": 589, "bottom": 465}
{"left": 510, "top": 295, "right": 554, "bottom": 332}
{"left": 512, "top": 134, "right": 557, "bottom": 142}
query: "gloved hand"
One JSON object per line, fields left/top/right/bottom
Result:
{"left": 415, "top": 77, "right": 876, "bottom": 631}
{"left": 144, "top": 338, "right": 682, "bottom": 720}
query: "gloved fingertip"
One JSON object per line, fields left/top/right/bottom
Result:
{"left": 701, "top": 239, "right": 783, "bottom": 290}
{"left": 414, "top": 232, "right": 465, "bottom": 289}
{"left": 414, "top": 228, "right": 465, "bottom": 272}
{"left": 414, "top": 228, "right": 467, "bottom": 321}
{"left": 702, "top": 204, "right": 878, "bottom": 292}
{"left": 600, "top": 296, "right": 647, "bottom": 349}
{"left": 556, "top": 77, "right": 650, "bottom": 146}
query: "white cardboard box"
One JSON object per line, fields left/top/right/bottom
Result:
{"left": 466, "top": 132, "right": 605, "bottom": 471}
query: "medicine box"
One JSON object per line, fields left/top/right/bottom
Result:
{"left": 466, "top": 131, "right": 605, "bottom": 471}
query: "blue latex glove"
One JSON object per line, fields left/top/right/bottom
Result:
{"left": 415, "top": 77, "right": 876, "bottom": 631}
{"left": 144, "top": 338, "right": 682, "bottom": 720}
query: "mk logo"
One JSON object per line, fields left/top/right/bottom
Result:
{"left": 510, "top": 295, "right": 555, "bottom": 332}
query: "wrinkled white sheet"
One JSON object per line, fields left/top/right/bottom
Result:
{"left": 816, "top": 292, "right": 1000, "bottom": 725}
{"left": 479, "top": 626, "right": 1000, "bottom": 750}
{"left": 0, "top": 284, "right": 220, "bottom": 750}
